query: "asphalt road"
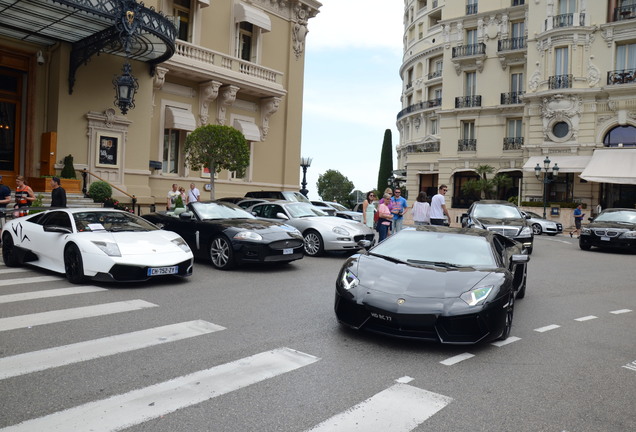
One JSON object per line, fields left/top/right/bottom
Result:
{"left": 0, "top": 234, "right": 634, "bottom": 431}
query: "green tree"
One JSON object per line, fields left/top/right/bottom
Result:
{"left": 461, "top": 165, "right": 512, "bottom": 200}
{"left": 316, "top": 170, "right": 355, "bottom": 204}
{"left": 377, "top": 129, "right": 393, "bottom": 193}
{"left": 183, "top": 125, "right": 250, "bottom": 200}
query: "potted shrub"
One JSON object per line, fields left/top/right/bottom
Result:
{"left": 88, "top": 181, "right": 113, "bottom": 205}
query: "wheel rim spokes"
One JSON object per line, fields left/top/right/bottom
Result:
{"left": 305, "top": 234, "right": 318, "bottom": 254}
{"left": 211, "top": 239, "right": 229, "bottom": 266}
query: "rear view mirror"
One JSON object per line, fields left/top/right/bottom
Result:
{"left": 275, "top": 212, "right": 289, "bottom": 220}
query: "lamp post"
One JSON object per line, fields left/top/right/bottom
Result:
{"left": 113, "top": 0, "right": 142, "bottom": 115}
{"left": 534, "top": 156, "right": 560, "bottom": 219}
{"left": 300, "top": 156, "right": 312, "bottom": 197}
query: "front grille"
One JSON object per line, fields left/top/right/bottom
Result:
{"left": 354, "top": 234, "right": 375, "bottom": 242}
{"left": 487, "top": 227, "right": 519, "bottom": 237}
{"left": 592, "top": 229, "right": 623, "bottom": 238}
{"left": 269, "top": 239, "right": 304, "bottom": 250}
{"left": 109, "top": 259, "right": 192, "bottom": 281}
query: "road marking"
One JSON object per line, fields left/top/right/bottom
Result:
{"left": 0, "top": 286, "right": 107, "bottom": 304}
{"left": 574, "top": 315, "right": 597, "bottom": 322}
{"left": 534, "top": 324, "right": 560, "bottom": 333}
{"left": 492, "top": 336, "right": 521, "bottom": 347}
{"left": 0, "top": 276, "right": 63, "bottom": 287}
{"left": 0, "top": 347, "right": 319, "bottom": 432}
{"left": 0, "top": 268, "right": 29, "bottom": 275}
{"left": 440, "top": 353, "right": 474, "bottom": 366}
{"left": 305, "top": 383, "right": 452, "bottom": 432}
{"left": 0, "top": 320, "right": 225, "bottom": 380}
{"left": 396, "top": 376, "right": 414, "bottom": 384}
{"left": 610, "top": 309, "right": 632, "bottom": 314}
{"left": 0, "top": 300, "right": 158, "bottom": 332}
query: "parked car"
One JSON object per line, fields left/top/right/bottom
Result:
{"left": 244, "top": 190, "right": 310, "bottom": 203}
{"left": 1, "top": 208, "right": 193, "bottom": 283}
{"left": 248, "top": 201, "right": 374, "bottom": 256}
{"left": 521, "top": 210, "right": 563, "bottom": 236}
{"left": 334, "top": 226, "right": 529, "bottom": 344}
{"left": 325, "top": 201, "right": 364, "bottom": 223}
{"left": 579, "top": 208, "right": 636, "bottom": 252}
{"left": 216, "top": 197, "right": 247, "bottom": 205}
{"left": 142, "top": 201, "right": 304, "bottom": 270}
{"left": 310, "top": 200, "right": 337, "bottom": 216}
{"left": 461, "top": 200, "right": 534, "bottom": 254}
{"left": 234, "top": 198, "right": 273, "bottom": 210}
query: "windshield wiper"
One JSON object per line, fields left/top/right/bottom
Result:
{"left": 406, "top": 259, "right": 462, "bottom": 268}
{"left": 368, "top": 252, "right": 406, "bottom": 264}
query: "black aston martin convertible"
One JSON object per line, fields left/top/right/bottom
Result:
{"left": 334, "top": 226, "right": 530, "bottom": 344}
{"left": 142, "top": 201, "right": 305, "bottom": 269}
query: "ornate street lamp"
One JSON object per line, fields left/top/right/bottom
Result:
{"left": 300, "top": 156, "right": 312, "bottom": 197}
{"left": 113, "top": 62, "right": 139, "bottom": 115}
{"left": 113, "top": 0, "right": 142, "bottom": 115}
{"left": 534, "top": 156, "right": 560, "bottom": 219}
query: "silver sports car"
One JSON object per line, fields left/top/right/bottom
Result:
{"left": 521, "top": 210, "right": 563, "bottom": 236}
{"left": 248, "top": 201, "right": 375, "bottom": 256}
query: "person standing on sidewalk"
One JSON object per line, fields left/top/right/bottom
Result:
{"left": 411, "top": 191, "right": 431, "bottom": 226}
{"left": 0, "top": 175, "right": 11, "bottom": 208}
{"left": 377, "top": 193, "right": 393, "bottom": 242}
{"left": 570, "top": 203, "right": 585, "bottom": 238}
{"left": 430, "top": 184, "right": 451, "bottom": 226}
{"left": 50, "top": 176, "right": 67, "bottom": 208}
{"left": 390, "top": 188, "right": 408, "bottom": 233}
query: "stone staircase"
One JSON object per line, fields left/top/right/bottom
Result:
{"left": 32, "top": 192, "right": 103, "bottom": 208}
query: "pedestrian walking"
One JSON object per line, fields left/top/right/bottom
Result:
{"left": 187, "top": 183, "right": 200, "bottom": 203}
{"left": 390, "top": 188, "right": 408, "bottom": 233}
{"left": 167, "top": 183, "right": 180, "bottom": 210}
{"left": 570, "top": 203, "right": 585, "bottom": 238}
{"left": 50, "top": 176, "right": 67, "bottom": 208}
{"left": 411, "top": 191, "right": 431, "bottom": 226}
{"left": 430, "top": 184, "right": 451, "bottom": 226}
{"left": 362, "top": 191, "right": 376, "bottom": 229}
{"left": 377, "top": 193, "right": 393, "bottom": 242}
{"left": 14, "top": 176, "right": 35, "bottom": 216}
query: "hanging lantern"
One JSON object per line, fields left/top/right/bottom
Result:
{"left": 113, "top": 61, "right": 139, "bottom": 115}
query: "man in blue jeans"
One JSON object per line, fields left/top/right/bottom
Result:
{"left": 390, "top": 188, "right": 408, "bottom": 233}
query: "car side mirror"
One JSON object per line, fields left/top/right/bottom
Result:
{"left": 511, "top": 254, "right": 530, "bottom": 263}
{"left": 275, "top": 212, "right": 289, "bottom": 220}
{"left": 44, "top": 225, "right": 72, "bottom": 234}
{"left": 179, "top": 212, "right": 194, "bottom": 220}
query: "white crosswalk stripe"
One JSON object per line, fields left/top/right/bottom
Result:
{"left": 0, "top": 268, "right": 29, "bottom": 275}
{"left": 0, "top": 299, "right": 158, "bottom": 332}
{"left": 0, "top": 320, "right": 225, "bottom": 380}
{"left": 0, "top": 348, "right": 320, "bottom": 432}
{"left": 0, "top": 286, "right": 107, "bottom": 304}
{"left": 0, "top": 275, "right": 63, "bottom": 287}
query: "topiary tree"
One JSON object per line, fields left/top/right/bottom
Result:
{"left": 377, "top": 129, "right": 393, "bottom": 193}
{"left": 88, "top": 181, "right": 112, "bottom": 203}
{"left": 183, "top": 124, "right": 250, "bottom": 200}
{"left": 60, "top": 154, "right": 77, "bottom": 179}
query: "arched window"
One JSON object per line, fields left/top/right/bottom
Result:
{"left": 603, "top": 125, "right": 636, "bottom": 147}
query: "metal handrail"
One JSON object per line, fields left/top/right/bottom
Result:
{"left": 80, "top": 169, "right": 139, "bottom": 214}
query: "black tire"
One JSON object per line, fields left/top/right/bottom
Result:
{"left": 64, "top": 243, "right": 86, "bottom": 284}
{"left": 303, "top": 230, "right": 324, "bottom": 257}
{"left": 498, "top": 292, "right": 515, "bottom": 340}
{"left": 2, "top": 233, "right": 20, "bottom": 267}
{"left": 209, "top": 236, "right": 235, "bottom": 270}
{"left": 531, "top": 223, "right": 542, "bottom": 235}
{"left": 579, "top": 241, "right": 591, "bottom": 251}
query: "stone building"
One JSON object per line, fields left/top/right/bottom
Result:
{"left": 398, "top": 0, "right": 636, "bottom": 212}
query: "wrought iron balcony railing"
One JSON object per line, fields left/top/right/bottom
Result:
{"left": 405, "top": 142, "right": 441, "bottom": 153}
{"left": 466, "top": 3, "right": 478, "bottom": 15}
{"left": 548, "top": 74, "right": 573, "bottom": 89}
{"left": 455, "top": 95, "right": 481, "bottom": 108}
{"left": 512, "top": 0, "right": 525, "bottom": 5}
{"left": 550, "top": 13, "right": 585, "bottom": 28}
{"left": 452, "top": 43, "right": 486, "bottom": 58}
{"left": 614, "top": 4, "right": 636, "bottom": 21}
{"left": 503, "top": 137, "right": 524, "bottom": 150}
{"left": 428, "top": 69, "right": 443, "bottom": 79}
{"left": 500, "top": 91, "right": 524, "bottom": 105}
{"left": 458, "top": 139, "right": 477, "bottom": 152}
{"left": 396, "top": 98, "right": 442, "bottom": 119}
{"left": 607, "top": 69, "right": 636, "bottom": 85}
{"left": 498, "top": 37, "right": 527, "bottom": 51}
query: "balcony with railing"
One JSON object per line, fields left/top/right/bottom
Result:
{"left": 500, "top": 91, "right": 524, "bottom": 105}
{"left": 428, "top": 69, "right": 443, "bottom": 80}
{"left": 548, "top": 74, "right": 573, "bottom": 89}
{"left": 452, "top": 43, "right": 486, "bottom": 58}
{"left": 458, "top": 139, "right": 477, "bottom": 151}
{"left": 397, "top": 98, "right": 442, "bottom": 120}
{"left": 405, "top": 142, "right": 441, "bottom": 153}
{"left": 503, "top": 137, "right": 524, "bottom": 150}
{"left": 498, "top": 37, "right": 527, "bottom": 52}
{"left": 511, "top": 0, "right": 524, "bottom": 5}
{"left": 466, "top": 3, "right": 478, "bottom": 15}
{"left": 614, "top": 4, "right": 636, "bottom": 21}
{"left": 455, "top": 95, "right": 481, "bottom": 108}
{"left": 545, "top": 13, "right": 586, "bottom": 30}
{"left": 607, "top": 69, "right": 636, "bottom": 85}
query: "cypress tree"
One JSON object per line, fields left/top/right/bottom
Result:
{"left": 376, "top": 129, "right": 394, "bottom": 194}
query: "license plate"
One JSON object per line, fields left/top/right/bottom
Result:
{"left": 147, "top": 266, "right": 178, "bottom": 276}
{"left": 601, "top": 236, "right": 610, "bottom": 241}
{"left": 283, "top": 248, "right": 293, "bottom": 255}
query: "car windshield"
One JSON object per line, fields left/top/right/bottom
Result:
{"left": 370, "top": 230, "right": 497, "bottom": 268}
{"left": 74, "top": 211, "right": 157, "bottom": 232}
{"left": 473, "top": 204, "right": 521, "bottom": 219}
{"left": 328, "top": 202, "right": 348, "bottom": 211}
{"left": 192, "top": 202, "right": 256, "bottom": 220}
{"left": 286, "top": 203, "right": 327, "bottom": 218}
{"left": 595, "top": 210, "right": 636, "bottom": 223}
{"left": 282, "top": 191, "right": 311, "bottom": 203}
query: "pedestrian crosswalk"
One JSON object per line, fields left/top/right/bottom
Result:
{"left": 0, "top": 265, "right": 452, "bottom": 431}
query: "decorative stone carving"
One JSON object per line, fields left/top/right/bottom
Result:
{"left": 292, "top": 4, "right": 309, "bottom": 59}
{"left": 104, "top": 108, "right": 117, "bottom": 128}
{"left": 217, "top": 85, "right": 239, "bottom": 125}
{"left": 528, "top": 62, "right": 542, "bottom": 92}
{"left": 153, "top": 67, "right": 168, "bottom": 91}
{"left": 198, "top": 80, "right": 221, "bottom": 126}
{"left": 541, "top": 94, "right": 582, "bottom": 140}
{"left": 587, "top": 56, "right": 600, "bottom": 87}
{"left": 260, "top": 96, "right": 281, "bottom": 140}
{"left": 601, "top": 26, "right": 614, "bottom": 48}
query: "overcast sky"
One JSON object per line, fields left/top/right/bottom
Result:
{"left": 300, "top": 1, "right": 403, "bottom": 201}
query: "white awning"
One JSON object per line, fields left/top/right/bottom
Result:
{"left": 165, "top": 107, "right": 197, "bottom": 131}
{"left": 234, "top": 3, "right": 271, "bottom": 32}
{"left": 197, "top": 0, "right": 210, "bottom": 8}
{"left": 522, "top": 155, "right": 591, "bottom": 173}
{"left": 233, "top": 119, "right": 261, "bottom": 141}
{"left": 580, "top": 149, "right": 636, "bottom": 185}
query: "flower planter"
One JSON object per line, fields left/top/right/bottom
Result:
{"left": 28, "top": 177, "right": 83, "bottom": 194}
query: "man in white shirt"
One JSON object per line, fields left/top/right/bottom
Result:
{"left": 167, "top": 183, "right": 180, "bottom": 210}
{"left": 187, "top": 183, "right": 200, "bottom": 203}
{"left": 430, "top": 184, "right": 451, "bottom": 226}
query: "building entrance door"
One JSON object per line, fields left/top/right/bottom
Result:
{"left": 0, "top": 67, "right": 23, "bottom": 184}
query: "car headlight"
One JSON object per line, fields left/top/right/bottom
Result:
{"left": 460, "top": 285, "right": 493, "bottom": 306}
{"left": 333, "top": 226, "right": 351, "bottom": 236}
{"left": 519, "top": 226, "right": 532, "bottom": 236}
{"left": 340, "top": 269, "right": 360, "bottom": 290}
{"left": 233, "top": 231, "right": 263, "bottom": 241}
{"left": 581, "top": 227, "right": 591, "bottom": 235}
{"left": 92, "top": 241, "right": 121, "bottom": 257}
{"left": 619, "top": 230, "right": 636, "bottom": 239}
{"left": 171, "top": 237, "right": 191, "bottom": 253}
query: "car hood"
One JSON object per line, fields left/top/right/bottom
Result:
{"left": 293, "top": 216, "right": 372, "bottom": 233}
{"left": 588, "top": 221, "right": 636, "bottom": 230}
{"left": 352, "top": 254, "right": 499, "bottom": 299}
{"left": 85, "top": 231, "right": 185, "bottom": 255}
{"left": 474, "top": 217, "right": 525, "bottom": 227}
{"left": 201, "top": 218, "right": 300, "bottom": 235}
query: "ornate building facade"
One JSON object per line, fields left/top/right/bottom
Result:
{"left": 398, "top": 0, "right": 636, "bottom": 211}
{"left": 0, "top": 0, "right": 321, "bottom": 206}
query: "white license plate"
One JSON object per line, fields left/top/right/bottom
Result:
{"left": 283, "top": 248, "right": 293, "bottom": 255}
{"left": 147, "top": 266, "right": 178, "bottom": 276}
{"left": 601, "top": 236, "right": 610, "bottom": 241}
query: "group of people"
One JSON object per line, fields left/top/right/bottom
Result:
{"left": 360, "top": 184, "right": 452, "bottom": 242}
{"left": 167, "top": 183, "right": 201, "bottom": 211}
{"left": 0, "top": 175, "right": 67, "bottom": 216}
